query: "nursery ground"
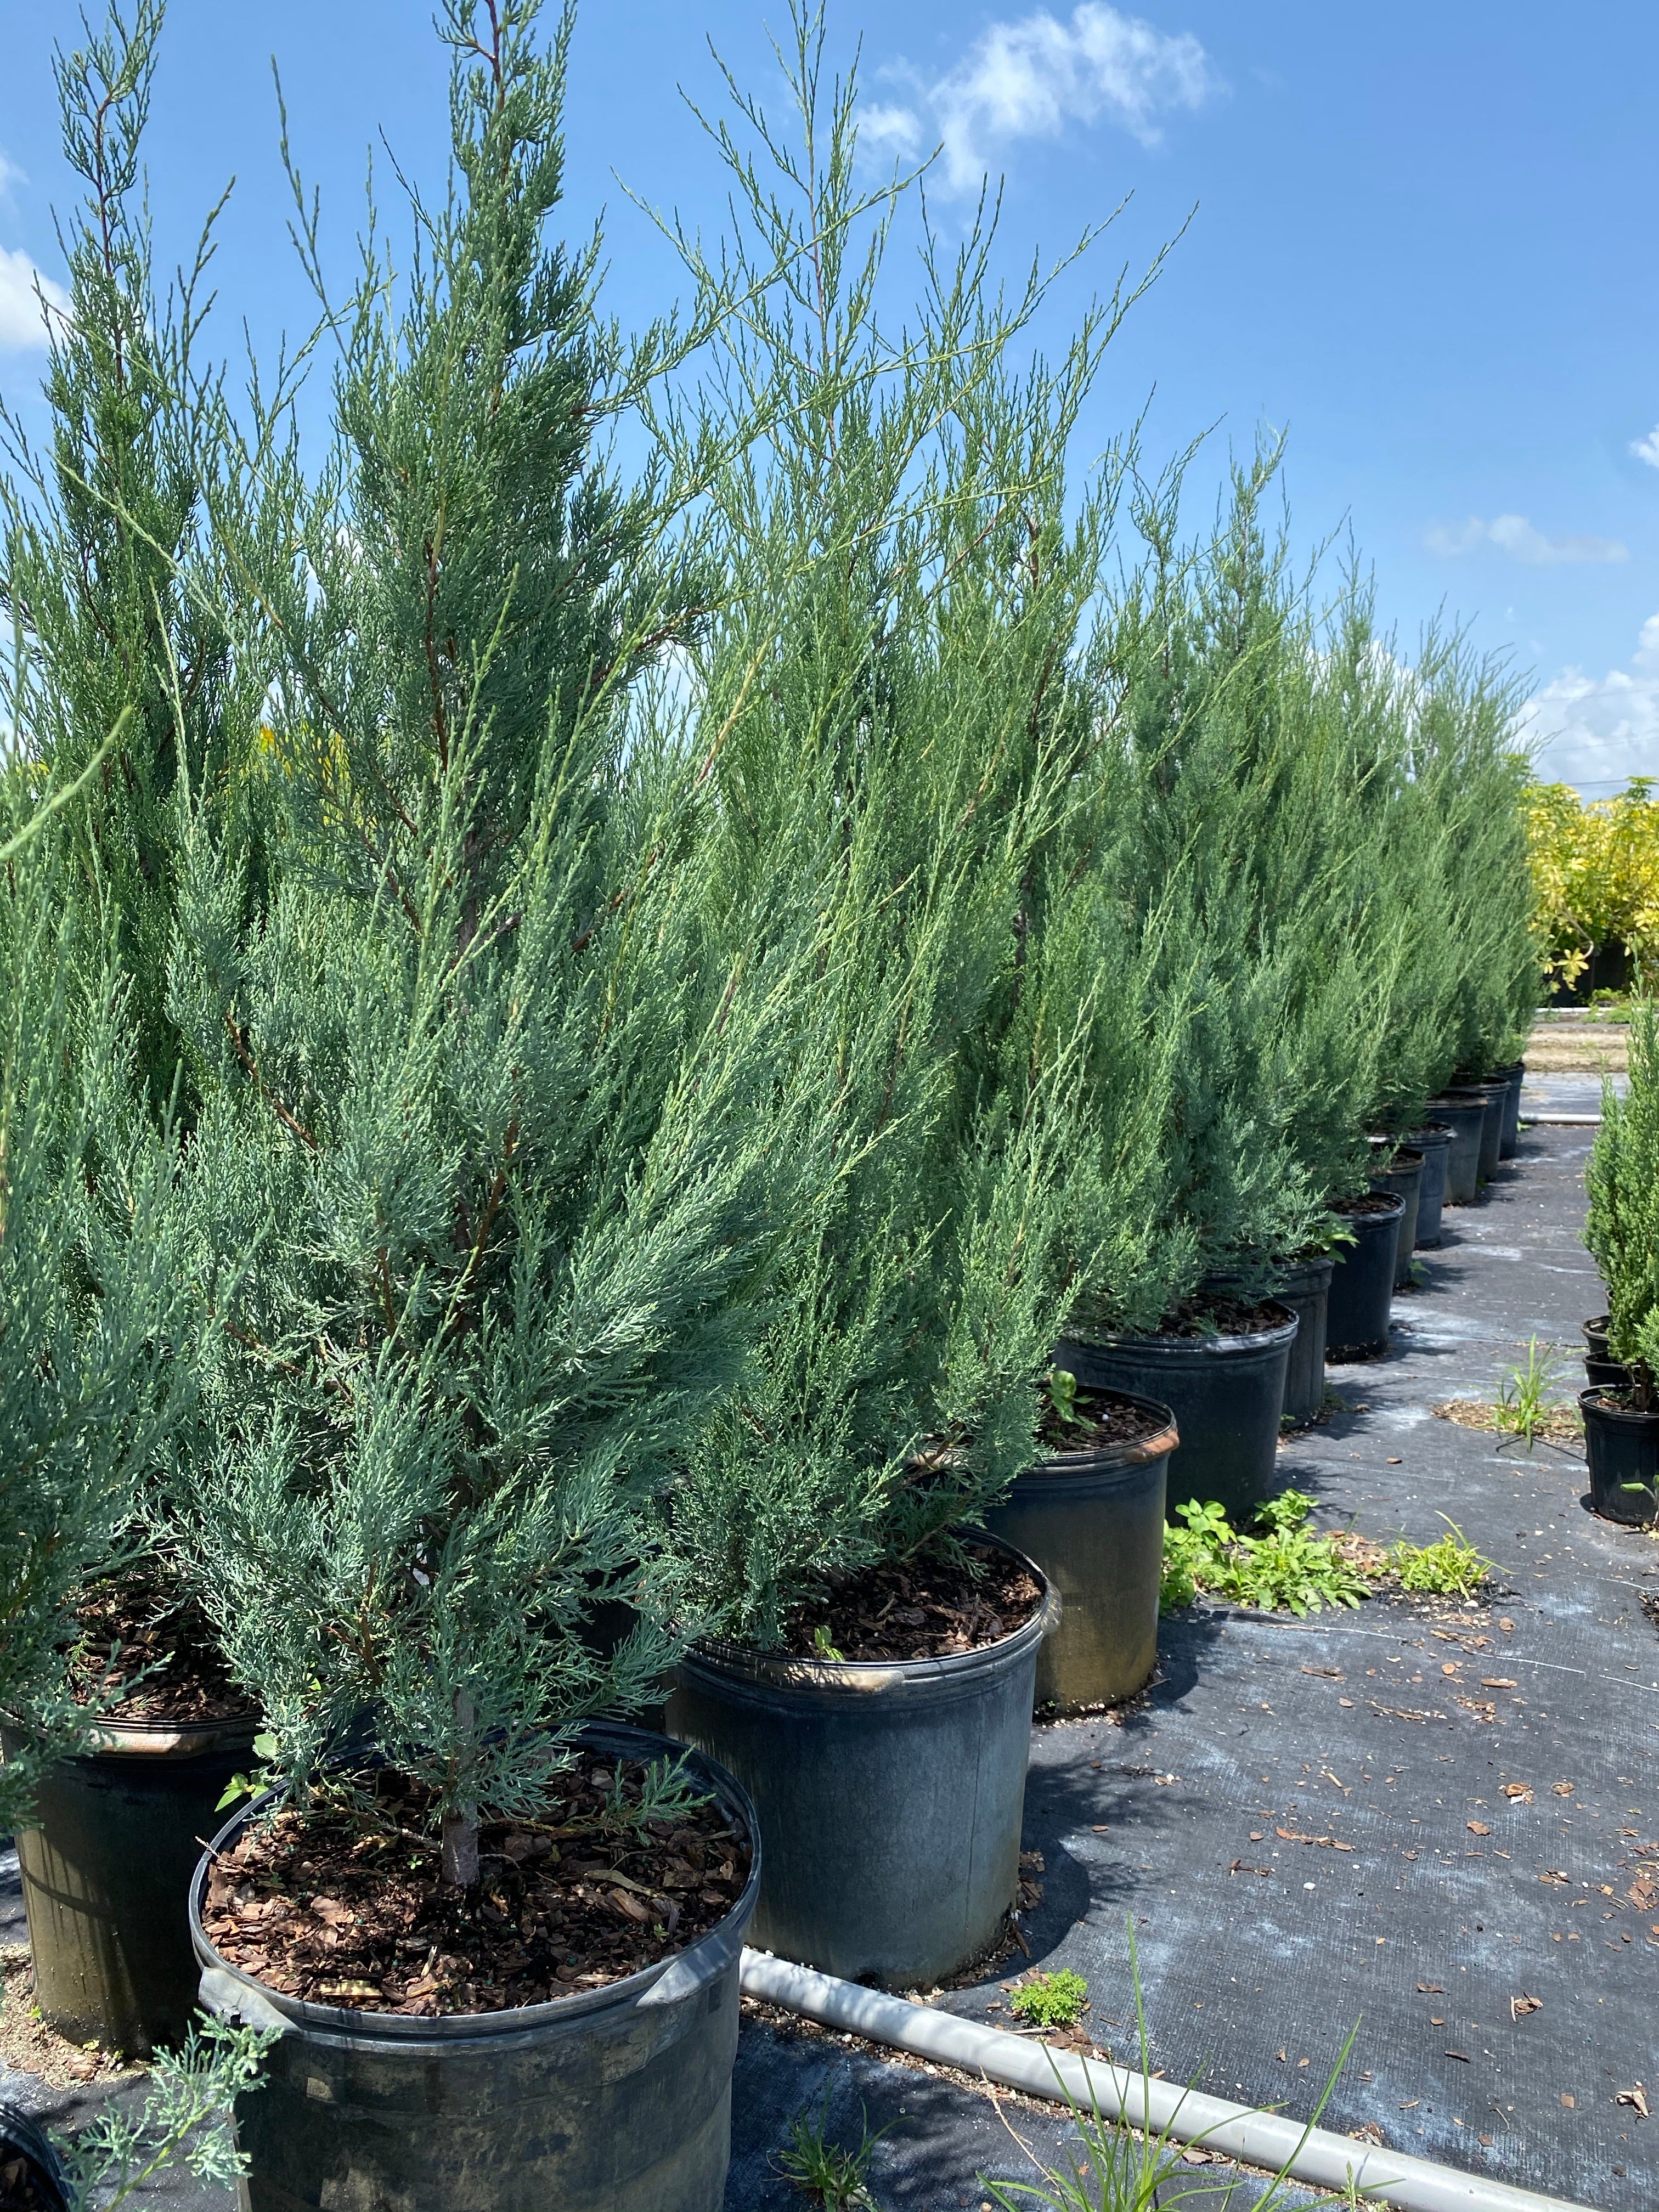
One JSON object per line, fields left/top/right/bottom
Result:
{"left": 3, "top": 1128, "right": 1653, "bottom": 2211}
{"left": 735, "top": 1121, "right": 1652, "bottom": 2212}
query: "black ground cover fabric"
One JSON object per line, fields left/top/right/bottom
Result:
{"left": 3, "top": 1126, "right": 1650, "bottom": 2209}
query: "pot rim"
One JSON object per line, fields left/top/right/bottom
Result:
{"left": 685, "top": 1532, "right": 1059, "bottom": 1694}
{"left": 1061, "top": 1299, "right": 1299, "bottom": 1359}
{"left": 189, "top": 1719, "right": 760, "bottom": 2043}
{"left": 5, "top": 1710, "right": 262, "bottom": 1762}
{"left": 1330, "top": 1190, "right": 1406, "bottom": 1223}
{"left": 1579, "top": 1385, "right": 1659, "bottom": 1429}
{"left": 1029, "top": 1397, "right": 1180, "bottom": 1478}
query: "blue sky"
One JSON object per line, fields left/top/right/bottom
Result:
{"left": 2, "top": 0, "right": 1655, "bottom": 792}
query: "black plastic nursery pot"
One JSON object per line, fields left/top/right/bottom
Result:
{"left": 1406, "top": 1125, "right": 1452, "bottom": 1248}
{"left": 1267, "top": 1255, "right": 1333, "bottom": 1426}
{"left": 1583, "top": 1313, "right": 1611, "bottom": 1359}
{"left": 1324, "top": 1192, "right": 1404, "bottom": 1359}
{"left": 193, "top": 1722, "right": 758, "bottom": 2212}
{"left": 4, "top": 1712, "right": 257, "bottom": 2056}
{"left": 1368, "top": 1147, "right": 1423, "bottom": 1290}
{"left": 0, "top": 2103, "right": 67, "bottom": 2212}
{"left": 1466, "top": 1076, "right": 1506, "bottom": 1184}
{"left": 1057, "top": 1304, "right": 1298, "bottom": 1524}
{"left": 668, "top": 1537, "right": 1057, "bottom": 1990}
{"left": 1579, "top": 1388, "right": 1659, "bottom": 1526}
{"left": 1426, "top": 1091, "right": 1488, "bottom": 1205}
{"left": 1493, "top": 1060, "right": 1525, "bottom": 1160}
{"left": 987, "top": 1393, "right": 1177, "bottom": 1711}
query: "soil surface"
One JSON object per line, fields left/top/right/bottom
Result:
{"left": 1037, "top": 1384, "right": 1171, "bottom": 1455}
{"left": 199, "top": 1757, "right": 748, "bottom": 2017}
{"left": 71, "top": 1577, "right": 249, "bottom": 1725}
{"left": 778, "top": 1543, "right": 1042, "bottom": 1663}
{"left": 1155, "top": 1296, "right": 1287, "bottom": 1338}
{"left": 1333, "top": 1191, "right": 1405, "bottom": 1217}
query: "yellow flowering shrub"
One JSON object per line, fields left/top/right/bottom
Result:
{"left": 1525, "top": 777, "right": 1659, "bottom": 992}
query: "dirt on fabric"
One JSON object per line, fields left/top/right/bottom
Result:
{"left": 0, "top": 1948, "right": 143, "bottom": 2089}
{"left": 777, "top": 1543, "right": 1042, "bottom": 1663}
{"left": 199, "top": 1757, "right": 749, "bottom": 2018}
{"left": 71, "top": 1575, "right": 250, "bottom": 1724}
{"left": 1037, "top": 1385, "right": 1171, "bottom": 1455}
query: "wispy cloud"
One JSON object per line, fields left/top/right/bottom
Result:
{"left": 0, "top": 151, "right": 24, "bottom": 211}
{"left": 1425, "top": 512, "right": 1627, "bottom": 566}
{"left": 1516, "top": 612, "right": 1659, "bottom": 792}
{"left": 0, "top": 246, "right": 69, "bottom": 352}
{"left": 865, "top": 3, "right": 1217, "bottom": 196}
{"left": 1631, "top": 423, "right": 1659, "bottom": 469}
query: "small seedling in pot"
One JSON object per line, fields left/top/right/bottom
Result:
{"left": 811, "top": 1624, "right": 845, "bottom": 1662}
{"left": 776, "top": 2087, "right": 893, "bottom": 2210}
{"left": 1010, "top": 1970, "right": 1091, "bottom": 2031}
{"left": 1046, "top": 1368, "right": 1091, "bottom": 1436}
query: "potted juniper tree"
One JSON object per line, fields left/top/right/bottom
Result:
{"left": 162, "top": 5, "right": 808, "bottom": 2203}
{"left": 0, "top": 0, "right": 274, "bottom": 2054}
{"left": 1581, "top": 1001, "right": 1659, "bottom": 1523}
{"left": 653, "top": 12, "right": 1147, "bottom": 1986}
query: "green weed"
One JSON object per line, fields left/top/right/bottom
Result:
{"left": 1389, "top": 1518, "right": 1492, "bottom": 1598}
{"left": 1494, "top": 1339, "right": 1564, "bottom": 1447}
{"left": 776, "top": 2088, "right": 891, "bottom": 2210}
{"left": 1161, "top": 1493, "right": 1370, "bottom": 1617}
{"left": 1011, "top": 1971, "right": 1091, "bottom": 2031}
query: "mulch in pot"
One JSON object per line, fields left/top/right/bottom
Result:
{"left": 200, "top": 1757, "right": 749, "bottom": 2018}
{"left": 71, "top": 1572, "right": 250, "bottom": 1724}
{"left": 1153, "top": 1296, "right": 1287, "bottom": 1338}
{"left": 776, "top": 1541, "right": 1042, "bottom": 1664}
{"left": 1037, "top": 1384, "right": 1170, "bottom": 1456}
{"left": 1330, "top": 1192, "right": 1403, "bottom": 1218}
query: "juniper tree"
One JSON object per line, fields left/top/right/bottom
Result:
{"left": 642, "top": 11, "right": 1170, "bottom": 1647}
{"left": 0, "top": 1, "right": 265, "bottom": 1130}
{"left": 1584, "top": 1000, "right": 1659, "bottom": 1406}
{"left": 0, "top": 786, "right": 185, "bottom": 1833}
{"left": 170, "top": 0, "right": 807, "bottom": 1886}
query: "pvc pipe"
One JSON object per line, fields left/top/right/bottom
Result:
{"left": 740, "top": 1949, "right": 1593, "bottom": 2212}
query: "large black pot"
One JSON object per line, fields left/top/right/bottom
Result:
{"left": 1582, "top": 1313, "right": 1629, "bottom": 1390}
{"left": 0, "top": 2104, "right": 66, "bottom": 2212}
{"left": 1269, "top": 1255, "right": 1334, "bottom": 1426}
{"left": 5, "top": 1711, "right": 256, "bottom": 2056}
{"left": 1369, "top": 1147, "right": 1423, "bottom": 1290}
{"left": 1581, "top": 1389, "right": 1659, "bottom": 1526}
{"left": 1324, "top": 1194, "right": 1404, "bottom": 1359}
{"left": 1406, "top": 1126, "right": 1453, "bottom": 1248}
{"left": 1057, "top": 1305, "right": 1298, "bottom": 1524}
{"left": 988, "top": 1393, "right": 1176, "bottom": 1711}
{"left": 669, "top": 1538, "right": 1056, "bottom": 1989}
{"left": 1469, "top": 1077, "right": 1507, "bottom": 1183}
{"left": 1427, "top": 1092, "right": 1488, "bottom": 1205}
{"left": 1493, "top": 1061, "right": 1525, "bottom": 1160}
{"left": 194, "top": 1722, "right": 758, "bottom": 2212}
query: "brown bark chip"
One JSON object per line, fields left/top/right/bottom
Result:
{"left": 777, "top": 1542, "right": 1042, "bottom": 1663}
{"left": 200, "top": 1759, "right": 749, "bottom": 2018}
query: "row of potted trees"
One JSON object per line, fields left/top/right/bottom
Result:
{"left": 1, "top": 3, "right": 1543, "bottom": 2204}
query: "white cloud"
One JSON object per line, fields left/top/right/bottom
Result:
{"left": 0, "top": 152, "right": 24, "bottom": 210}
{"left": 1631, "top": 423, "right": 1659, "bottom": 470}
{"left": 0, "top": 246, "right": 69, "bottom": 352}
{"left": 1425, "top": 512, "right": 1627, "bottom": 566}
{"left": 1516, "top": 612, "right": 1659, "bottom": 792}
{"left": 865, "top": 4, "right": 1217, "bottom": 196}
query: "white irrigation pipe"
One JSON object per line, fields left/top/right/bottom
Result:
{"left": 740, "top": 1950, "right": 1595, "bottom": 2212}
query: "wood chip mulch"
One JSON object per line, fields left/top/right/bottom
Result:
{"left": 1432, "top": 1398, "right": 1584, "bottom": 1447}
{"left": 200, "top": 1758, "right": 749, "bottom": 2018}
{"left": 71, "top": 1575, "right": 251, "bottom": 1724}
{"left": 1037, "top": 1385, "right": 1170, "bottom": 1455}
{"left": 778, "top": 1543, "right": 1042, "bottom": 1662}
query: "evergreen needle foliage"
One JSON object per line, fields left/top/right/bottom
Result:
{"left": 170, "top": 0, "right": 812, "bottom": 1885}
{"left": 1584, "top": 998, "right": 1659, "bottom": 1407}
